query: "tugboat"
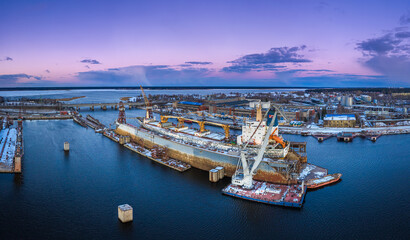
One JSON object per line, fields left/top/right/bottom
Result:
{"left": 306, "top": 173, "right": 342, "bottom": 189}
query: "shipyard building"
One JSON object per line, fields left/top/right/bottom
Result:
{"left": 323, "top": 114, "right": 356, "bottom": 128}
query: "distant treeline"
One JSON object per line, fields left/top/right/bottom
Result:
{"left": 0, "top": 86, "right": 310, "bottom": 91}
{"left": 305, "top": 88, "right": 410, "bottom": 94}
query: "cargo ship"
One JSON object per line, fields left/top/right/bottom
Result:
{"left": 114, "top": 98, "right": 329, "bottom": 184}
{"left": 306, "top": 173, "right": 342, "bottom": 189}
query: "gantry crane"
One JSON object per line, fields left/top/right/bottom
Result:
{"left": 160, "top": 115, "right": 185, "bottom": 128}
{"left": 160, "top": 115, "right": 231, "bottom": 139}
{"left": 140, "top": 85, "right": 153, "bottom": 119}
{"left": 161, "top": 115, "right": 206, "bottom": 132}
{"left": 204, "top": 121, "right": 230, "bottom": 140}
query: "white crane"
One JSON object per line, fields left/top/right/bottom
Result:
{"left": 232, "top": 108, "right": 278, "bottom": 189}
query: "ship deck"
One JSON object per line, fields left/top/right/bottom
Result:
{"left": 297, "top": 163, "right": 328, "bottom": 182}
{"left": 133, "top": 122, "right": 240, "bottom": 156}
{"left": 222, "top": 181, "right": 306, "bottom": 208}
{"left": 148, "top": 121, "right": 226, "bottom": 141}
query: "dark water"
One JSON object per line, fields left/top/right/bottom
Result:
{"left": 1, "top": 110, "right": 409, "bottom": 239}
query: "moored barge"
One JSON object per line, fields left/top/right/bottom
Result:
{"left": 222, "top": 181, "right": 306, "bottom": 208}
{"left": 306, "top": 173, "right": 342, "bottom": 189}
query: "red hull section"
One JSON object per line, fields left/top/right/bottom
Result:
{"left": 307, "top": 173, "right": 342, "bottom": 189}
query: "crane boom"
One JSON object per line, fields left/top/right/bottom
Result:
{"left": 232, "top": 107, "right": 278, "bottom": 189}
{"left": 140, "top": 85, "right": 153, "bottom": 119}
{"left": 249, "top": 112, "right": 277, "bottom": 175}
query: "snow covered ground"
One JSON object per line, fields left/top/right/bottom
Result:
{"left": 0, "top": 128, "right": 17, "bottom": 170}
{"left": 279, "top": 125, "right": 410, "bottom": 135}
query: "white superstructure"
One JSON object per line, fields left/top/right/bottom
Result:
{"left": 237, "top": 103, "right": 279, "bottom": 145}
{"left": 237, "top": 120, "right": 268, "bottom": 145}
{"left": 232, "top": 111, "right": 278, "bottom": 189}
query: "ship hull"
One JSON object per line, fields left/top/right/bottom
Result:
{"left": 307, "top": 173, "right": 342, "bottom": 189}
{"left": 115, "top": 123, "right": 292, "bottom": 184}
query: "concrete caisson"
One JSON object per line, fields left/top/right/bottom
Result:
{"left": 215, "top": 166, "right": 224, "bottom": 180}
{"left": 209, "top": 169, "right": 219, "bottom": 182}
{"left": 64, "top": 142, "right": 70, "bottom": 151}
{"left": 118, "top": 204, "right": 133, "bottom": 223}
{"left": 14, "top": 156, "right": 21, "bottom": 173}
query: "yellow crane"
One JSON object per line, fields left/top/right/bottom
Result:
{"left": 160, "top": 116, "right": 231, "bottom": 140}
{"left": 204, "top": 121, "right": 230, "bottom": 140}
{"left": 161, "top": 115, "right": 206, "bottom": 133}
{"left": 140, "top": 85, "right": 153, "bottom": 119}
{"left": 160, "top": 115, "right": 185, "bottom": 128}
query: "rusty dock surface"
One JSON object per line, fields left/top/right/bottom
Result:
{"left": 124, "top": 142, "right": 191, "bottom": 172}
{"left": 222, "top": 181, "right": 307, "bottom": 208}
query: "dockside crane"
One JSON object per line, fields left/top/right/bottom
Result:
{"left": 140, "top": 85, "right": 153, "bottom": 119}
{"left": 204, "top": 121, "right": 230, "bottom": 141}
{"left": 232, "top": 108, "right": 278, "bottom": 189}
{"left": 160, "top": 115, "right": 231, "bottom": 140}
{"left": 160, "top": 115, "right": 186, "bottom": 128}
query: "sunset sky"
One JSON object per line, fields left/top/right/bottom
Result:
{"left": 1, "top": 0, "right": 409, "bottom": 87}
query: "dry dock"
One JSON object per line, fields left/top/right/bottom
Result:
{"left": 124, "top": 142, "right": 191, "bottom": 172}
{"left": 101, "top": 130, "right": 191, "bottom": 172}
{"left": 0, "top": 127, "right": 23, "bottom": 173}
{"left": 103, "top": 131, "right": 120, "bottom": 142}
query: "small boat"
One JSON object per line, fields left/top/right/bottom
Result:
{"left": 184, "top": 119, "right": 193, "bottom": 124}
{"left": 306, "top": 173, "right": 342, "bottom": 189}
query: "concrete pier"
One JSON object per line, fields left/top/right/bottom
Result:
{"left": 209, "top": 169, "right": 219, "bottom": 182}
{"left": 118, "top": 204, "right": 133, "bottom": 223}
{"left": 64, "top": 142, "right": 70, "bottom": 151}
{"left": 14, "top": 156, "right": 21, "bottom": 173}
{"left": 215, "top": 166, "right": 224, "bottom": 180}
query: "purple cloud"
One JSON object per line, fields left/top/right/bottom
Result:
{"left": 222, "top": 64, "right": 286, "bottom": 73}
{"left": 80, "top": 59, "right": 101, "bottom": 64}
{"left": 395, "top": 32, "right": 410, "bottom": 38}
{"left": 222, "top": 46, "right": 310, "bottom": 73}
{"left": 356, "top": 21, "right": 410, "bottom": 84}
{"left": 356, "top": 34, "right": 401, "bottom": 55}
{"left": 228, "top": 46, "right": 310, "bottom": 65}
{"left": 400, "top": 12, "right": 410, "bottom": 25}
{"left": 185, "top": 61, "right": 212, "bottom": 65}
{"left": 0, "top": 74, "right": 42, "bottom": 86}
{"left": 77, "top": 65, "right": 213, "bottom": 86}
{"left": 0, "top": 57, "right": 13, "bottom": 61}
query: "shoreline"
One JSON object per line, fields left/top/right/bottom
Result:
{"left": 279, "top": 125, "right": 410, "bottom": 136}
